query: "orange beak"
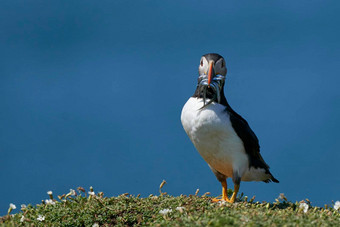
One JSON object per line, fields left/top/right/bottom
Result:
{"left": 207, "top": 61, "right": 215, "bottom": 86}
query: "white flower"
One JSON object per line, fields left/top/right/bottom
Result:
{"left": 92, "top": 223, "right": 99, "bottom": 227}
{"left": 47, "top": 191, "right": 53, "bottom": 195}
{"left": 278, "top": 193, "right": 287, "bottom": 201}
{"left": 9, "top": 203, "right": 16, "bottom": 209}
{"left": 159, "top": 208, "right": 172, "bottom": 215}
{"left": 21, "top": 204, "right": 26, "bottom": 209}
{"left": 70, "top": 189, "right": 76, "bottom": 196}
{"left": 37, "top": 215, "right": 45, "bottom": 221}
{"left": 20, "top": 215, "right": 25, "bottom": 223}
{"left": 175, "top": 206, "right": 185, "bottom": 213}
{"left": 218, "top": 200, "right": 227, "bottom": 206}
{"left": 334, "top": 201, "right": 340, "bottom": 211}
{"left": 88, "top": 191, "right": 95, "bottom": 196}
{"left": 151, "top": 195, "right": 158, "bottom": 200}
{"left": 299, "top": 202, "right": 309, "bottom": 213}
{"left": 45, "top": 199, "right": 56, "bottom": 205}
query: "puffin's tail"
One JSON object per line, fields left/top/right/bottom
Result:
{"left": 271, "top": 176, "right": 279, "bottom": 183}
{"left": 263, "top": 174, "right": 279, "bottom": 183}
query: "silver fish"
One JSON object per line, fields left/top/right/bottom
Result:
{"left": 198, "top": 74, "right": 225, "bottom": 109}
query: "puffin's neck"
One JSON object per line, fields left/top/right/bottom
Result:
{"left": 192, "top": 86, "right": 242, "bottom": 120}
{"left": 192, "top": 85, "right": 229, "bottom": 107}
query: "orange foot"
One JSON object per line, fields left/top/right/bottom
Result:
{"left": 211, "top": 181, "right": 240, "bottom": 204}
{"left": 211, "top": 197, "right": 231, "bottom": 203}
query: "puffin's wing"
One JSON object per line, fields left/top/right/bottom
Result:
{"left": 229, "top": 110, "right": 279, "bottom": 183}
{"left": 227, "top": 108, "right": 269, "bottom": 170}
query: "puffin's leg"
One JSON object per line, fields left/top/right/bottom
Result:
{"left": 221, "top": 180, "right": 230, "bottom": 201}
{"left": 229, "top": 174, "right": 241, "bottom": 203}
{"left": 211, "top": 180, "right": 230, "bottom": 202}
{"left": 209, "top": 166, "right": 230, "bottom": 202}
{"left": 229, "top": 184, "right": 240, "bottom": 203}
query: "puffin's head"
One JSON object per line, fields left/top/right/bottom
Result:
{"left": 197, "top": 53, "right": 227, "bottom": 106}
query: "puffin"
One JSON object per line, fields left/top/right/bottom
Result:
{"left": 181, "top": 53, "right": 279, "bottom": 203}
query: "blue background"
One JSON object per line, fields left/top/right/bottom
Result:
{"left": 1, "top": 1, "right": 339, "bottom": 214}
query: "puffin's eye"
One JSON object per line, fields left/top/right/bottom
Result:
{"left": 200, "top": 60, "right": 203, "bottom": 67}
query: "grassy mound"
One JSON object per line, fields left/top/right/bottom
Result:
{"left": 1, "top": 187, "right": 339, "bottom": 226}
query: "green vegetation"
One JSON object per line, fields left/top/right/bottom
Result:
{"left": 1, "top": 186, "right": 339, "bottom": 226}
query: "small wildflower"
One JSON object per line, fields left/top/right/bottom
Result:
{"left": 47, "top": 191, "right": 53, "bottom": 199}
{"left": 70, "top": 189, "right": 76, "bottom": 196}
{"left": 88, "top": 191, "right": 95, "bottom": 196}
{"left": 20, "top": 215, "right": 25, "bottom": 223}
{"left": 334, "top": 201, "right": 340, "bottom": 211}
{"left": 278, "top": 193, "right": 287, "bottom": 201}
{"left": 37, "top": 215, "right": 45, "bottom": 221}
{"left": 21, "top": 204, "right": 26, "bottom": 209}
{"left": 45, "top": 199, "right": 56, "bottom": 205}
{"left": 65, "top": 189, "right": 77, "bottom": 198}
{"left": 299, "top": 202, "right": 309, "bottom": 213}
{"left": 218, "top": 200, "right": 227, "bottom": 206}
{"left": 77, "top": 187, "right": 85, "bottom": 193}
{"left": 159, "top": 208, "right": 172, "bottom": 215}
{"left": 92, "top": 223, "right": 99, "bottom": 227}
{"left": 176, "top": 206, "right": 186, "bottom": 213}
{"left": 7, "top": 203, "right": 16, "bottom": 215}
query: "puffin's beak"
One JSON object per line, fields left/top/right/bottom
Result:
{"left": 207, "top": 61, "right": 215, "bottom": 86}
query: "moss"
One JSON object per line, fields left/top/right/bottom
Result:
{"left": 1, "top": 189, "right": 339, "bottom": 226}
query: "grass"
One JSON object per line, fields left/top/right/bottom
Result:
{"left": 1, "top": 185, "right": 339, "bottom": 226}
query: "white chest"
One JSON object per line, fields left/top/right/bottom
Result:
{"left": 181, "top": 97, "right": 248, "bottom": 177}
